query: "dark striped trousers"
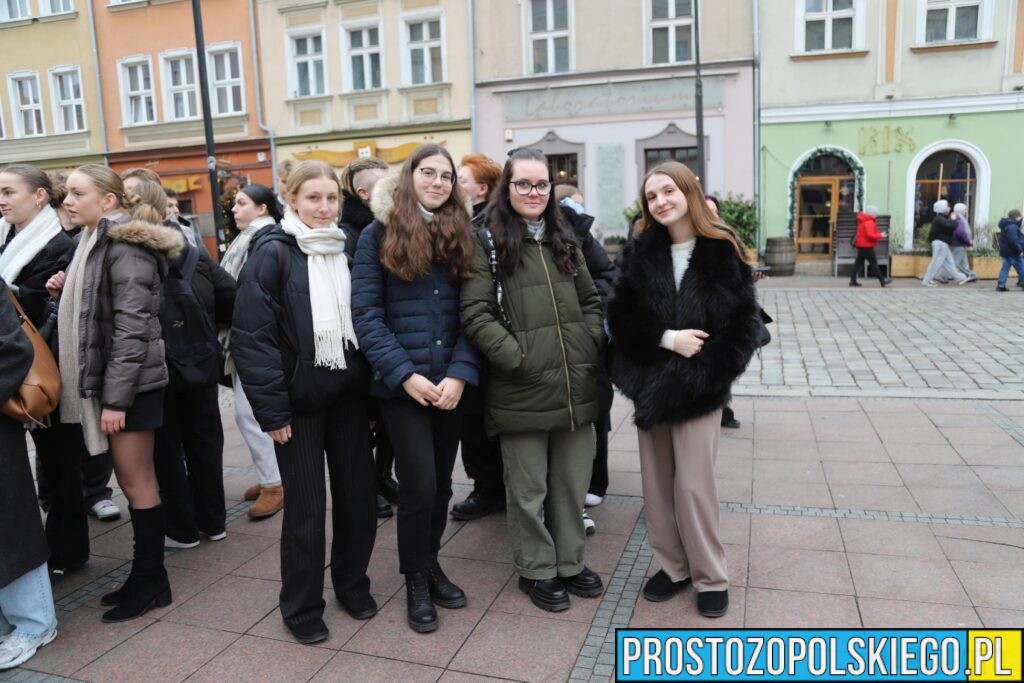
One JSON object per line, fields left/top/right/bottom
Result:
{"left": 274, "top": 395, "right": 376, "bottom": 628}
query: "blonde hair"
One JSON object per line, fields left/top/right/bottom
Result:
{"left": 554, "top": 184, "right": 581, "bottom": 202}
{"left": 121, "top": 167, "right": 162, "bottom": 184}
{"left": 286, "top": 160, "right": 340, "bottom": 198}
{"left": 75, "top": 164, "right": 164, "bottom": 224}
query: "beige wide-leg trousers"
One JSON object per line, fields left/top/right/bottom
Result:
{"left": 637, "top": 408, "right": 728, "bottom": 592}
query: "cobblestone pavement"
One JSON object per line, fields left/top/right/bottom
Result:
{"left": 5, "top": 281, "right": 1024, "bottom": 682}
{"left": 740, "top": 285, "right": 1024, "bottom": 399}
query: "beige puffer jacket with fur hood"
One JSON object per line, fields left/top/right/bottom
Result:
{"left": 78, "top": 215, "right": 184, "bottom": 409}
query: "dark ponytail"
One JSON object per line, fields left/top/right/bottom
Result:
{"left": 240, "top": 184, "right": 283, "bottom": 223}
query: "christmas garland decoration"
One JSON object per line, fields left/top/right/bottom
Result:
{"left": 787, "top": 146, "right": 865, "bottom": 237}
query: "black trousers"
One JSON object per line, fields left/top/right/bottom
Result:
{"left": 37, "top": 449, "right": 113, "bottom": 509}
{"left": 275, "top": 396, "right": 376, "bottom": 628}
{"left": 32, "top": 423, "right": 91, "bottom": 569}
{"left": 460, "top": 412, "right": 504, "bottom": 500}
{"left": 154, "top": 382, "right": 226, "bottom": 542}
{"left": 851, "top": 247, "right": 886, "bottom": 285}
{"left": 380, "top": 397, "right": 462, "bottom": 573}
{"left": 588, "top": 409, "right": 611, "bottom": 497}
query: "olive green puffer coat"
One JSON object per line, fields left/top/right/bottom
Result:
{"left": 460, "top": 227, "right": 604, "bottom": 436}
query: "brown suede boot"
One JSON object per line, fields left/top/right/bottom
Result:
{"left": 243, "top": 483, "right": 261, "bottom": 501}
{"left": 248, "top": 485, "right": 284, "bottom": 519}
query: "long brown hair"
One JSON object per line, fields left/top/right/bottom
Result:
{"left": 636, "top": 161, "right": 746, "bottom": 261}
{"left": 76, "top": 164, "right": 163, "bottom": 225}
{"left": 380, "top": 144, "right": 475, "bottom": 282}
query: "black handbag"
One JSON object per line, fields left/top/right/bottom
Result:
{"left": 755, "top": 306, "right": 773, "bottom": 348}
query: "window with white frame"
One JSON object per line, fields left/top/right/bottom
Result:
{"left": 1, "top": 0, "right": 30, "bottom": 21}
{"left": 803, "top": 0, "right": 855, "bottom": 51}
{"left": 650, "top": 0, "right": 693, "bottom": 64}
{"left": 290, "top": 32, "right": 325, "bottom": 98}
{"left": 50, "top": 67, "right": 85, "bottom": 133}
{"left": 925, "top": 0, "right": 980, "bottom": 42}
{"left": 528, "top": 0, "right": 569, "bottom": 74}
{"left": 345, "top": 25, "right": 382, "bottom": 91}
{"left": 162, "top": 52, "right": 199, "bottom": 120}
{"left": 8, "top": 73, "right": 45, "bottom": 137}
{"left": 121, "top": 59, "right": 155, "bottom": 125}
{"left": 0, "top": 106, "right": 5, "bottom": 139}
{"left": 406, "top": 18, "right": 443, "bottom": 85}
{"left": 39, "top": 0, "right": 73, "bottom": 15}
{"left": 208, "top": 46, "right": 244, "bottom": 115}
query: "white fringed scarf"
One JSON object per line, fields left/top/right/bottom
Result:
{"left": 0, "top": 205, "right": 63, "bottom": 291}
{"left": 279, "top": 209, "right": 357, "bottom": 369}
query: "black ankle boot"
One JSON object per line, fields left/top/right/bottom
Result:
{"left": 103, "top": 505, "right": 172, "bottom": 623}
{"left": 100, "top": 572, "right": 134, "bottom": 606}
{"left": 428, "top": 558, "right": 466, "bottom": 608}
{"left": 405, "top": 571, "right": 438, "bottom": 633}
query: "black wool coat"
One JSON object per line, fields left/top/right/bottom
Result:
{"left": 0, "top": 280, "right": 48, "bottom": 589}
{"left": 607, "top": 227, "right": 761, "bottom": 430}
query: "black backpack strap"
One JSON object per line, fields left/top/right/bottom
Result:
{"left": 475, "top": 226, "right": 512, "bottom": 331}
{"left": 178, "top": 243, "right": 201, "bottom": 282}
{"left": 274, "top": 240, "right": 291, "bottom": 286}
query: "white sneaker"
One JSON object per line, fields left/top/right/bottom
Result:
{"left": 0, "top": 629, "right": 57, "bottom": 670}
{"left": 204, "top": 531, "right": 227, "bottom": 542}
{"left": 582, "top": 510, "right": 596, "bottom": 536}
{"left": 90, "top": 499, "right": 122, "bottom": 521}
{"left": 164, "top": 535, "right": 200, "bottom": 549}
{"left": 584, "top": 494, "right": 604, "bottom": 508}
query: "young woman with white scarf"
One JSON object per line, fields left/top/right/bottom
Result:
{"left": 45, "top": 164, "right": 184, "bottom": 624}
{"left": 221, "top": 184, "right": 285, "bottom": 521}
{"left": 352, "top": 144, "right": 481, "bottom": 633}
{"left": 231, "top": 161, "right": 376, "bottom": 645}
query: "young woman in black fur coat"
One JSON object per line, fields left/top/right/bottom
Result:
{"left": 606, "top": 162, "right": 760, "bottom": 618}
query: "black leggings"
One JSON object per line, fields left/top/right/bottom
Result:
{"left": 379, "top": 397, "right": 462, "bottom": 573}
{"left": 33, "top": 423, "right": 91, "bottom": 569}
{"left": 851, "top": 247, "right": 886, "bottom": 284}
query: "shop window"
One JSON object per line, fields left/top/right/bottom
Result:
{"left": 405, "top": 17, "right": 443, "bottom": 85}
{"left": 548, "top": 153, "right": 578, "bottom": 187}
{"left": 914, "top": 150, "right": 975, "bottom": 239}
{"left": 650, "top": 0, "right": 693, "bottom": 64}
{"left": 120, "top": 58, "right": 155, "bottom": 125}
{"left": 290, "top": 32, "right": 326, "bottom": 98}
{"left": 346, "top": 25, "right": 383, "bottom": 91}
{"left": 161, "top": 51, "right": 199, "bottom": 121}
{"left": 925, "top": 0, "right": 979, "bottom": 42}
{"left": 0, "top": 0, "right": 30, "bottom": 21}
{"left": 644, "top": 146, "right": 699, "bottom": 175}
{"left": 50, "top": 67, "right": 86, "bottom": 133}
{"left": 8, "top": 72, "right": 45, "bottom": 137}
{"left": 528, "top": 0, "right": 570, "bottom": 74}
{"left": 208, "top": 46, "right": 244, "bottom": 116}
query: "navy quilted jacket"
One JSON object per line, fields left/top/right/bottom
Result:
{"left": 352, "top": 219, "right": 480, "bottom": 399}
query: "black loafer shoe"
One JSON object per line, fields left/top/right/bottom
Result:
{"left": 697, "top": 590, "right": 729, "bottom": 618}
{"left": 518, "top": 577, "right": 570, "bottom": 612}
{"left": 339, "top": 592, "right": 378, "bottom": 620}
{"left": 848, "top": 281, "right": 861, "bottom": 287}
{"left": 288, "top": 618, "right": 329, "bottom": 644}
{"left": 450, "top": 490, "right": 505, "bottom": 521}
{"left": 561, "top": 567, "right": 603, "bottom": 598}
{"left": 375, "top": 494, "right": 393, "bottom": 519}
{"left": 721, "top": 418, "right": 741, "bottom": 429}
{"left": 642, "top": 570, "right": 691, "bottom": 603}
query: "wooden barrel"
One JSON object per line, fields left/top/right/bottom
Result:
{"left": 764, "top": 237, "right": 795, "bottom": 276}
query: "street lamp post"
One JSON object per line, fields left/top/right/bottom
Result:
{"left": 191, "top": 0, "right": 225, "bottom": 257}
{"left": 693, "top": 0, "right": 706, "bottom": 185}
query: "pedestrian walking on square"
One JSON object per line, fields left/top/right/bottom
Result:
{"left": 353, "top": 145, "right": 480, "bottom": 633}
{"left": 849, "top": 205, "right": 892, "bottom": 288}
{"left": 232, "top": 161, "right": 377, "bottom": 644}
{"left": 0, "top": 280, "right": 59, "bottom": 670}
{"left": 950, "top": 203, "right": 977, "bottom": 282}
{"left": 996, "top": 209, "right": 1024, "bottom": 292}
{"left": 222, "top": 184, "right": 285, "bottom": 520}
{"left": 460, "top": 147, "right": 606, "bottom": 613}
{"left": 337, "top": 158, "right": 398, "bottom": 520}
{"left": 48, "top": 164, "right": 185, "bottom": 623}
{"left": 451, "top": 153, "right": 507, "bottom": 523}
{"left": 607, "top": 162, "right": 761, "bottom": 618}
{"left": 922, "top": 200, "right": 968, "bottom": 287}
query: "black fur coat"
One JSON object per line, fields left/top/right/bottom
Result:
{"left": 607, "top": 226, "right": 761, "bottom": 429}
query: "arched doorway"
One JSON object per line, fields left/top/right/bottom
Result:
{"left": 790, "top": 148, "right": 863, "bottom": 259}
{"left": 913, "top": 150, "right": 976, "bottom": 242}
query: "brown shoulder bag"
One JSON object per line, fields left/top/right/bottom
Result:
{"left": 2, "top": 288, "right": 61, "bottom": 426}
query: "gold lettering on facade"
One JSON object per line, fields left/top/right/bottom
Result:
{"left": 858, "top": 125, "right": 917, "bottom": 156}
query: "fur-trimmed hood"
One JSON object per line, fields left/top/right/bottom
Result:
{"left": 369, "top": 171, "right": 474, "bottom": 226}
{"left": 107, "top": 220, "right": 186, "bottom": 260}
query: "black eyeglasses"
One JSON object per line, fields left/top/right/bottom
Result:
{"left": 417, "top": 167, "right": 454, "bottom": 185}
{"left": 510, "top": 180, "right": 552, "bottom": 196}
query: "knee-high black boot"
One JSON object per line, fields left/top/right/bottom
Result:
{"left": 102, "top": 505, "right": 172, "bottom": 622}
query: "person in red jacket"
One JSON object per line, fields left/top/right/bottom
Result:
{"left": 850, "top": 205, "right": 892, "bottom": 287}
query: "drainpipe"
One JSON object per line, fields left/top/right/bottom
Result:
{"left": 86, "top": 0, "right": 109, "bottom": 163}
{"left": 752, "top": 0, "right": 761, "bottom": 249}
{"left": 468, "top": 0, "right": 477, "bottom": 151}
{"left": 249, "top": 0, "right": 277, "bottom": 187}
